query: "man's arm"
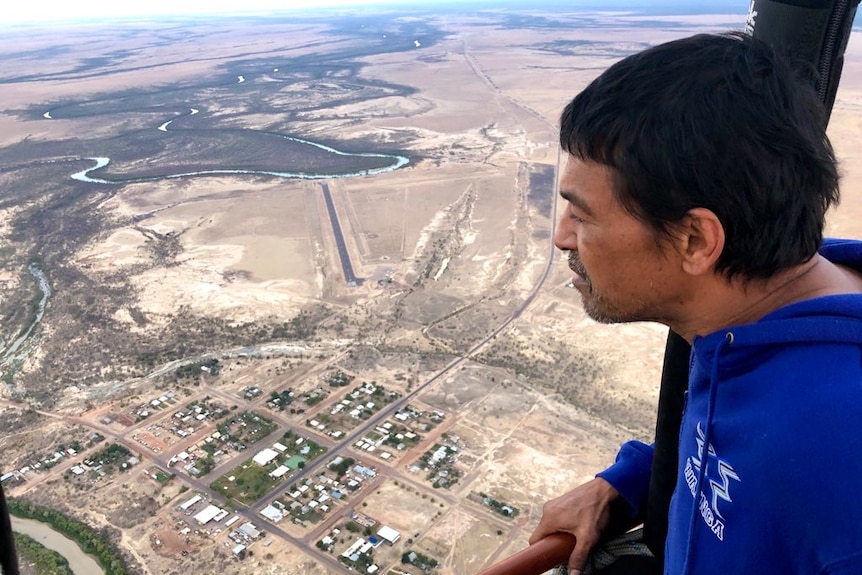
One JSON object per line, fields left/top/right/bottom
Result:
{"left": 596, "top": 440, "right": 654, "bottom": 516}
{"left": 528, "top": 440, "right": 653, "bottom": 574}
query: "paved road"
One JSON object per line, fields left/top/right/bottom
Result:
{"left": 321, "top": 182, "right": 360, "bottom": 286}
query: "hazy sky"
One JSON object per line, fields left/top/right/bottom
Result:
{"left": 3, "top": 0, "right": 741, "bottom": 27}
{"left": 2, "top": 0, "right": 436, "bottom": 26}
{"left": 0, "top": 0, "right": 749, "bottom": 26}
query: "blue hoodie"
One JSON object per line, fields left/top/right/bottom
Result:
{"left": 597, "top": 239, "right": 862, "bottom": 575}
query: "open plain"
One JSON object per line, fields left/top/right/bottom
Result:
{"left": 1, "top": 4, "right": 861, "bottom": 575}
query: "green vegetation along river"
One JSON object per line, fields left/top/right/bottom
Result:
{"left": 11, "top": 517, "right": 105, "bottom": 575}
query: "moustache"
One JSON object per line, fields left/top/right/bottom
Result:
{"left": 567, "top": 252, "right": 588, "bottom": 279}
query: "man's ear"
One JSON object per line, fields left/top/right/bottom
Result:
{"left": 679, "top": 207, "right": 724, "bottom": 276}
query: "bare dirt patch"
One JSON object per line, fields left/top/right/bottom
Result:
{"left": 422, "top": 508, "right": 509, "bottom": 575}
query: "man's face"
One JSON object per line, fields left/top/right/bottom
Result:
{"left": 554, "top": 157, "right": 682, "bottom": 324}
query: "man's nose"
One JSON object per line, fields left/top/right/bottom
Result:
{"left": 554, "top": 218, "right": 575, "bottom": 251}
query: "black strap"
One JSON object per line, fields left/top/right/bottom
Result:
{"left": 643, "top": 331, "right": 690, "bottom": 559}
{"left": 748, "top": 0, "right": 860, "bottom": 115}
{"left": 0, "top": 480, "right": 19, "bottom": 575}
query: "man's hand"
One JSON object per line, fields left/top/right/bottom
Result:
{"left": 528, "top": 478, "right": 621, "bottom": 574}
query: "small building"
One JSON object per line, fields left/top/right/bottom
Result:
{"left": 179, "top": 494, "right": 202, "bottom": 511}
{"left": 353, "top": 465, "right": 376, "bottom": 478}
{"left": 239, "top": 522, "right": 260, "bottom": 539}
{"left": 260, "top": 505, "right": 284, "bottom": 523}
{"left": 342, "top": 538, "right": 366, "bottom": 558}
{"left": 377, "top": 525, "right": 401, "bottom": 545}
{"left": 253, "top": 448, "right": 279, "bottom": 466}
{"left": 269, "top": 465, "right": 289, "bottom": 479}
{"left": 194, "top": 504, "right": 223, "bottom": 525}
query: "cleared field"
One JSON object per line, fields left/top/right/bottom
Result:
{"left": 422, "top": 508, "right": 510, "bottom": 575}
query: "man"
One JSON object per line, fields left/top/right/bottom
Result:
{"left": 529, "top": 32, "right": 862, "bottom": 575}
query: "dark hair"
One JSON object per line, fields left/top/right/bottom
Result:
{"left": 560, "top": 32, "right": 839, "bottom": 280}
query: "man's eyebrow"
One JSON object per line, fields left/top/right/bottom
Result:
{"left": 559, "top": 188, "right": 595, "bottom": 218}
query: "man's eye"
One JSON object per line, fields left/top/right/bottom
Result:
{"left": 569, "top": 209, "right": 585, "bottom": 223}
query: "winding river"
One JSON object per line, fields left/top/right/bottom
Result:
{"left": 6, "top": 114, "right": 405, "bottom": 369}
{"left": 71, "top": 133, "right": 409, "bottom": 184}
{"left": 2, "top": 263, "right": 51, "bottom": 362}
{"left": 11, "top": 517, "right": 105, "bottom": 575}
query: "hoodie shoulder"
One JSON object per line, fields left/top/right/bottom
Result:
{"left": 820, "top": 238, "right": 862, "bottom": 269}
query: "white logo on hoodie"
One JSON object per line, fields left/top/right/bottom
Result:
{"left": 684, "top": 423, "right": 741, "bottom": 541}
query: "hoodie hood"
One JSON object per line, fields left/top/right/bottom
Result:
{"left": 693, "top": 294, "right": 862, "bottom": 381}
{"left": 692, "top": 237, "right": 862, "bottom": 380}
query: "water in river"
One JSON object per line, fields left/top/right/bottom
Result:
{"left": 11, "top": 516, "right": 105, "bottom": 575}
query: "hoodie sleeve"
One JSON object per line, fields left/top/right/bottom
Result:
{"left": 595, "top": 440, "right": 654, "bottom": 517}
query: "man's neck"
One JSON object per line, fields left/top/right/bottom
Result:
{"left": 673, "top": 255, "right": 862, "bottom": 342}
